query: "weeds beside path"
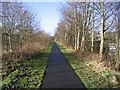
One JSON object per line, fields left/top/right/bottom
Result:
{"left": 58, "top": 43, "right": 119, "bottom": 88}
{"left": 1, "top": 43, "right": 52, "bottom": 89}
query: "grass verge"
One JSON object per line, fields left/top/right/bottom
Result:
{"left": 1, "top": 43, "right": 52, "bottom": 89}
{"left": 58, "top": 43, "right": 119, "bottom": 88}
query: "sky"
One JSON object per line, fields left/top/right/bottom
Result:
{"left": 24, "top": 2, "right": 63, "bottom": 36}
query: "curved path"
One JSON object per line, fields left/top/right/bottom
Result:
{"left": 40, "top": 42, "right": 86, "bottom": 88}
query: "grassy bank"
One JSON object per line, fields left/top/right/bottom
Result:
{"left": 58, "top": 43, "right": 119, "bottom": 88}
{"left": 1, "top": 43, "right": 52, "bottom": 89}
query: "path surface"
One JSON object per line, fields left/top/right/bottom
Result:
{"left": 40, "top": 42, "right": 86, "bottom": 88}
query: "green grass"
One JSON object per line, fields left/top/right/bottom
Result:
{"left": 58, "top": 43, "right": 118, "bottom": 88}
{"left": 1, "top": 43, "right": 52, "bottom": 89}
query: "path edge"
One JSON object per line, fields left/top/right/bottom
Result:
{"left": 39, "top": 43, "right": 53, "bottom": 89}
{"left": 56, "top": 42, "right": 87, "bottom": 88}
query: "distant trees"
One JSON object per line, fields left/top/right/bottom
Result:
{"left": 55, "top": 1, "right": 120, "bottom": 71}
{"left": 1, "top": 2, "right": 51, "bottom": 60}
{"left": 55, "top": 2, "right": 92, "bottom": 51}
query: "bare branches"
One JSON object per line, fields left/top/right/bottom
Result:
{"left": 55, "top": 1, "right": 119, "bottom": 60}
{"left": 2, "top": 2, "right": 51, "bottom": 60}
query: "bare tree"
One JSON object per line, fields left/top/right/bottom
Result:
{"left": 2, "top": 2, "right": 51, "bottom": 60}
{"left": 91, "top": 2, "right": 95, "bottom": 52}
{"left": 99, "top": 1, "right": 105, "bottom": 60}
{"left": 115, "top": 1, "right": 120, "bottom": 71}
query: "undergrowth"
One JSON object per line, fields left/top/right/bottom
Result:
{"left": 1, "top": 43, "right": 52, "bottom": 89}
{"left": 58, "top": 43, "right": 119, "bottom": 89}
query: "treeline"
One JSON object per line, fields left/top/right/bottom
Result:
{"left": 1, "top": 2, "right": 51, "bottom": 60}
{"left": 55, "top": 1, "right": 120, "bottom": 71}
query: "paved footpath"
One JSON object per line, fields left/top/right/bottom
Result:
{"left": 40, "top": 42, "right": 86, "bottom": 88}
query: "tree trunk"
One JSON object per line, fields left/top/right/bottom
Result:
{"left": 76, "top": 3, "right": 80, "bottom": 50}
{"left": 99, "top": 1, "right": 104, "bottom": 60}
{"left": 81, "top": 25, "right": 85, "bottom": 51}
{"left": 76, "top": 29, "right": 80, "bottom": 50}
{"left": 65, "top": 32, "right": 67, "bottom": 44}
{"left": 81, "top": 3, "right": 86, "bottom": 52}
{"left": 74, "top": 4, "right": 77, "bottom": 50}
{"left": 0, "top": 26, "right": 1, "bottom": 85}
{"left": 74, "top": 18, "right": 77, "bottom": 50}
{"left": 91, "top": 2, "right": 94, "bottom": 52}
{"left": 8, "top": 35, "right": 12, "bottom": 52}
{"left": 116, "top": 16, "right": 120, "bottom": 71}
{"left": 74, "top": 31, "right": 77, "bottom": 50}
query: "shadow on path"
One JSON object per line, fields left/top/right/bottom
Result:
{"left": 40, "top": 42, "right": 86, "bottom": 88}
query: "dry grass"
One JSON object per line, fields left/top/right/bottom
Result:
{"left": 58, "top": 42, "right": 75, "bottom": 53}
{"left": 59, "top": 43, "right": 120, "bottom": 87}
{"left": 2, "top": 41, "right": 49, "bottom": 60}
{"left": 74, "top": 50, "right": 120, "bottom": 87}
{"left": 22, "top": 42, "right": 42, "bottom": 57}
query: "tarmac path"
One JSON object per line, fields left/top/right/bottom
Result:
{"left": 40, "top": 42, "right": 86, "bottom": 88}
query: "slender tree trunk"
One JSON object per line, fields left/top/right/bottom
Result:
{"left": 74, "top": 4, "right": 77, "bottom": 50}
{"left": 81, "top": 25, "right": 85, "bottom": 51}
{"left": 76, "top": 29, "right": 80, "bottom": 50}
{"left": 118, "top": 39, "right": 120, "bottom": 71}
{"left": 116, "top": 15, "right": 120, "bottom": 71}
{"left": 0, "top": 23, "right": 2, "bottom": 84}
{"left": 118, "top": 3, "right": 120, "bottom": 71}
{"left": 91, "top": 2, "right": 94, "bottom": 52}
{"left": 81, "top": 9, "right": 85, "bottom": 51}
{"left": 81, "top": 3, "right": 86, "bottom": 51}
{"left": 65, "top": 32, "right": 67, "bottom": 44}
{"left": 74, "top": 17, "right": 77, "bottom": 50}
{"left": 66, "top": 34, "right": 68, "bottom": 46}
{"left": 99, "top": 1, "right": 104, "bottom": 60}
{"left": 74, "top": 31, "right": 77, "bottom": 50}
{"left": 8, "top": 35, "right": 12, "bottom": 52}
{"left": 76, "top": 3, "right": 80, "bottom": 50}
{"left": 117, "top": 30, "right": 120, "bottom": 71}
